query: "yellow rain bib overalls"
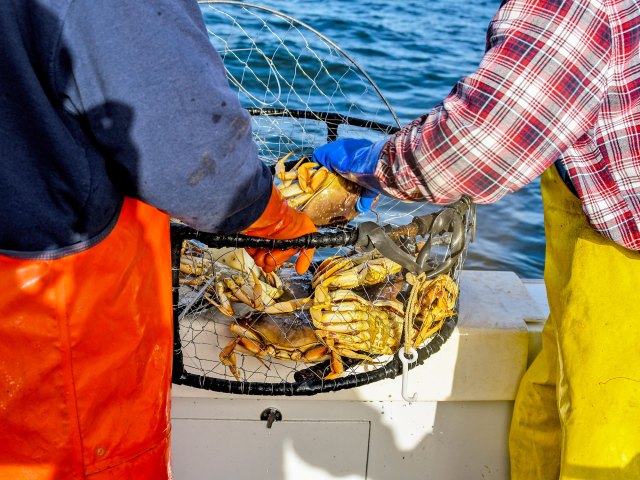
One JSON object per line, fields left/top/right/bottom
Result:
{"left": 509, "top": 166, "right": 640, "bottom": 479}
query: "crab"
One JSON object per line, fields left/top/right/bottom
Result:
{"left": 309, "top": 285, "right": 405, "bottom": 379}
{"left": 406, "top": 273, "right": 459, "bottom": 348}
{"left": 275, "top": 152, "right": 366, "bottom": 226}
{"left": 219, "top": 310, "right": 333, "bottom": 381}
{"left": 179, "top": 242, "right": 285, "bottom": 316}
{"left": 311, "top": 249, "right": 402, "bottom": 291}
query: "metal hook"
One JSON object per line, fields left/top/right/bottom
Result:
{"left": 399, "top": 347, "right": 418, "bottom": 403}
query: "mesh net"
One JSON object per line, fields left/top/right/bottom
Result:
{"left": 171, "top": 2, "right": 475, "bottom": 395}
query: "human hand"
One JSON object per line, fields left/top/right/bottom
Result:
{"left": 312, "top": 138, "right": 388, "bottom": 212}
{"left": 242, "top": 184, "right": 317, "bottom": 274}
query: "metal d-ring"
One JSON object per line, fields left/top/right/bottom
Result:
{"left": 355, "top": 197, "right": 473, "bottom": 277}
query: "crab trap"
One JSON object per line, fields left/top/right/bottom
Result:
{"left": 170, "top": 1, "right": 476, "bottom": 396}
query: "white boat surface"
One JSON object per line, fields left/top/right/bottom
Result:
{"left": 171, "top": 270, "right": 549, "bottom": 480}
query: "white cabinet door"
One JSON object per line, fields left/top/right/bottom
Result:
{"left": 171, "top": 418, "right": 370, "bottom": 480}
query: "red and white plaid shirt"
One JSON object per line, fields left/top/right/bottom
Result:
{"left": 376, "top": 0, "right": 640, "bottom": 251}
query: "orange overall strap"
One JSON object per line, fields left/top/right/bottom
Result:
{"left": 0, "top": 198, "right": 173, "bottom": 480}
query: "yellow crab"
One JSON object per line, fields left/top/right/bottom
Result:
{"left": 406, "top": 273, "right": 459, "bottom": 348}
{"left": 309, "top": 285, "right": 405, "bottom": 379}
{"left": 179, "top": 243, "right": 285, "bottom": 316}
{"left": 274, "top": 152, "right": 365, "bottom": 226}
{"left": 219, "top": 310, "right": 335, "bottom": 381}
{"left": 311, "top": 249, "right": 402, "bottom": 291}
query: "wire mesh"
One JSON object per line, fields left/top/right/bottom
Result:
{"left": 171, "top": 2, "right": 475, "bottom": 395}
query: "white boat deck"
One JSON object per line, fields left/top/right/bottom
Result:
{"left": 171, "top": 271, "right": 549, "bottom": 480}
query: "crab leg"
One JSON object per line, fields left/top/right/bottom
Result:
{"left": 274, "top": 150, "right": 298, "bottom": 186}
{"left": 300, "top": 344, "right": 332, "bottom": 363}
{"left": 219, "top": 338, "right": 242, "bottom": 381}
{"left": 279, "top": 182, "right": 305, "bottom": 198}
{"left": 223, "top": 276, "right": 262, "bottom": 309}
{"left": 285, "top": 191, "right": 314, "bottom": 209}
{"left": 263, "top": 296, "right": 313, "bottom": 314}
{"left": 321, "top": 339, "right": 345, "bottom": 380}
{"left": 204, "top": 289, "right": 235, "bottom": 317}
{"left": 314, "top": 317, "right": 372, "bottom": 333}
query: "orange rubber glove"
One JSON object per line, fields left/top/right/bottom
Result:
{"left": 242, "top": 184, "right": 318, "bottom": 274}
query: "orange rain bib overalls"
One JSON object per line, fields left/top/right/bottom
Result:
{"left": 0, "top": 198, "right": 173, "bottom": 479}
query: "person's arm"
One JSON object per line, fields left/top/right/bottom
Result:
{"left": 378, "top": 0, "right": 611, "bottom": 204}
{"left": 57, "top": 0, "right": 271, "bottom": 232}
{"left": 316, "top": 0, "right": 611, "bottom": 205}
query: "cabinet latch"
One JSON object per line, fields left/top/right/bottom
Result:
{"left": 260, "top": 407, "right": 283, "bottom": 428}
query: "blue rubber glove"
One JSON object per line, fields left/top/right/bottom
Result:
{"left": 356, "top": 187, "right": 379, "bottom": 213}
{"left": 312, "top": 138, "right": 387, "bottom": 212}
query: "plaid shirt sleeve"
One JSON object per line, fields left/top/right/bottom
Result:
{"left": 375, "top": 0, "right": 611, "bottom": 205}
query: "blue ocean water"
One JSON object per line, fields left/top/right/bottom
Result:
{"left": 204, "top": 0, "right": 546, "bottom": 279}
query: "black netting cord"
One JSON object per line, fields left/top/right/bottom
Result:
{"left": 170, "top": 219, "right": 463, "bottom": 395}
{"left": 170, "top": 223, "right": 358, "bottom": 250}
{"left": 246, "top": 107, "right": 400, "bottom": 141}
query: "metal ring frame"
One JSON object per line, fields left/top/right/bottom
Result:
{"left": 198, "top": 1, "right": 401, "bottom": 128}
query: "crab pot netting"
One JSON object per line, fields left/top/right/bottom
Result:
{"left": 170, "top": 2, "right": 475, "bottom": 395}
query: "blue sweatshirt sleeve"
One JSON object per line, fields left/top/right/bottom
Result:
{"left": 56, "top": 0, "right": 271, "bottom": 233}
